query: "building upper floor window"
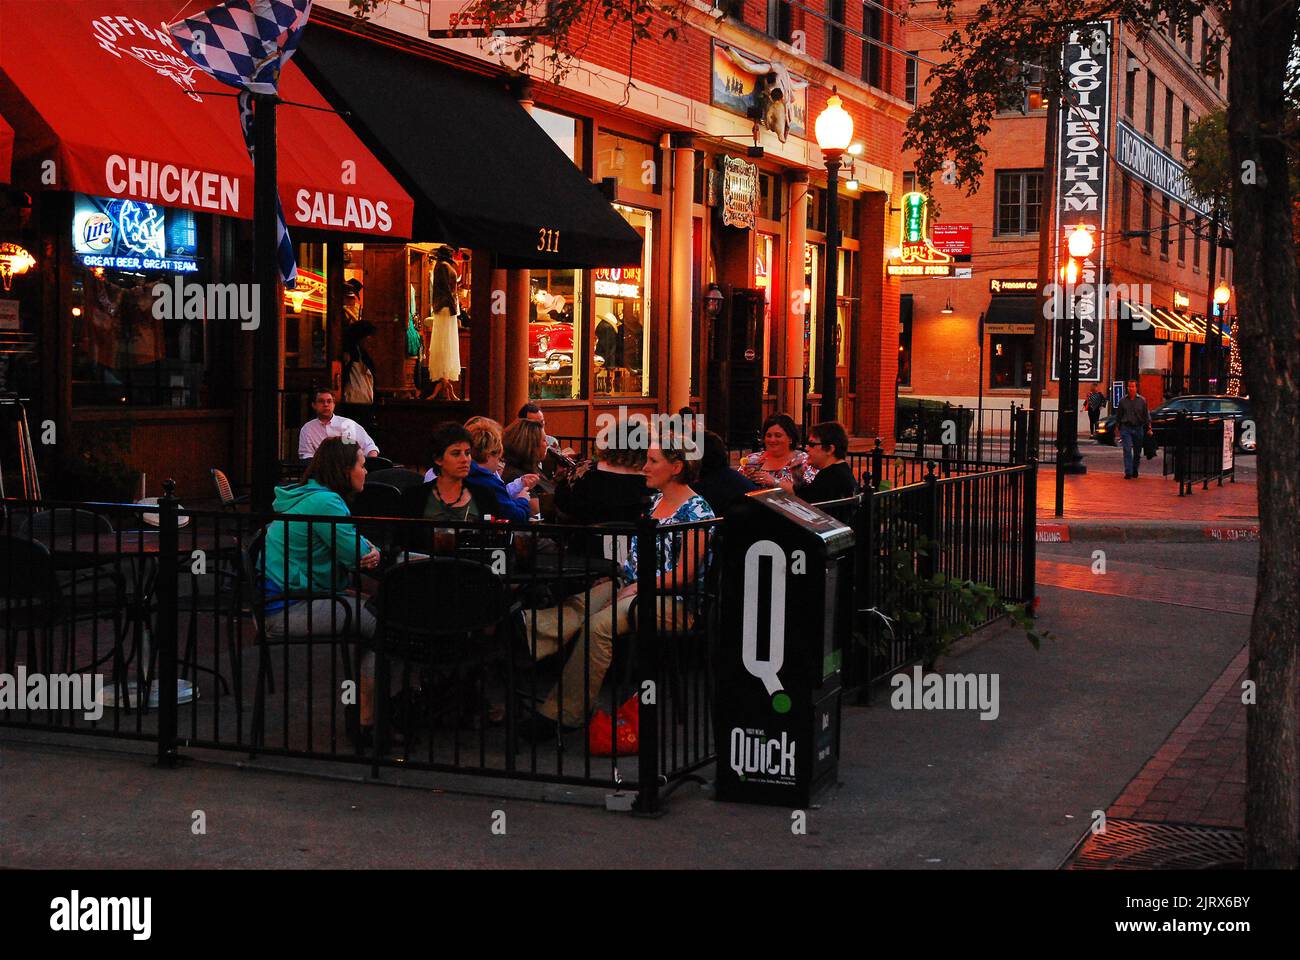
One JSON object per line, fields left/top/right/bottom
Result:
{"left": 902, "top": 170, "right": 917, "bottom": 194}
{"left": 861, "top": 3, "right": 883, "bottom": 89}
{"left": 1141, "top": 185, "right": 1153, "bottom": 253}
{"left": 997, "top": 60, "right": 1046, "bottom": 114}
{"left": 768, "top": 0, "right": 793, "bottom": 45}
{"left": 905, "top": 51, "right": 918, "bottom": 105}
{"left": 1145, "top": 70, "right": 1157, "bottom": 135}
{"left": 1124, "top": 50, "right": 1136, "bottom": 117}
{"left": 1164, "top": 90, "right": 1175, "bottom": 149}
{"left": 1181, "top": 104, "right": 1192, "bottom": 158}
{"left": 993, "top": 169, "right": 1042, "bottom": 237}
{"left": 826, "top": 0, "right": 845, "bottom": 70}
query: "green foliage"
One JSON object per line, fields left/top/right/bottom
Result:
{"left": 1183, "top": 109, "right": 1230, "bottom": 213}
{"left": 349, "top": 0, "right": 683, "bottom": 82}
{"left": 905, "top": 2, "right": 1227, "bottom": 198}
{"left": 869, "top": 535, "right": 1047, "bottom": 668}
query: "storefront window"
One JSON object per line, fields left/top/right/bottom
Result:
{"left": 804, "top": 242, "right": 820, "bottom": 391}
{"left": 898, "top": 295, "right": 913, "bottom": 386}
{"left": 837, "top": 248, "right": 855, "bottom": 367}
{"left": 756, "top": 233, "right": 777, "bottom": 394}
{"left": 593, "top": 204, "right": 652, "bottom": 397}
{"left": 69, "top": 194, "right": 212, "bottom": 408}
{"left": 596, "top": 130, "right": 658, "bottom": 193}
{"left": 533, "top": 108, "right": 585, "bottom": 169}
{"left": 284, "top": 243, "right": 327, "bottom": 370}
{"left": 989, "top": 333, "right": 1034, "bottom": 388}
{"left": 529, "top": 268, "right": 582, "bottom": 400}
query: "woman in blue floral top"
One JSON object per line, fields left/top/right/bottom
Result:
{"left": 739, "top": 413, "right": 817, "bottom": 489}
{"left": 520, "top": 441, "right": 715, "bottom": 736}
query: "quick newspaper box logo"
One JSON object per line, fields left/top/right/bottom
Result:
{"left": 728, "top": 727, "right": 796, "bottom": 783}
{"left": 0, "top": 668, "right": 104, "bottom": 721}
{"left": 50, "top": 891, "right": 151, "bottom": 941}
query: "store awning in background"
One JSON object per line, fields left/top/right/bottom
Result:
{"left": 0, "top": 1, "right": 413, "bottom": 238}
{"left": 1120, "top": 301, "right": 1193, "bottom": 343}
{"left": 296, "top": 23, "right": 644, "bottom": 268}
{"left": 0, "top": 112, "right": 11, "bottom": 185}
{"left": 983, "top": 295, "right": 1037, "bottom": 335}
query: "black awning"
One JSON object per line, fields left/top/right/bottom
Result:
{"left": 983, "top": 295, "right": 1036, "bottom": 334}
{"left": 296, "top": 25, "right": 642, "bottom": 269}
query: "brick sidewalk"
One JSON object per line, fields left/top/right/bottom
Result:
{"left": 1036, "top": 469, "right": 1257, "bottom": 523}
{"left": 1106, "top": 646, "right": 1248, "bottom": 828}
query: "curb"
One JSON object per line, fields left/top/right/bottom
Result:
{"left": 1035, "top": 521, "right": 1260, "bottom": 543}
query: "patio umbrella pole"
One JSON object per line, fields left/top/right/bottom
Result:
{"left": 252, "top": 93, "right": 282, "bottom": 512}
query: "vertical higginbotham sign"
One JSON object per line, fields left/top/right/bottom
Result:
{"left": 1052, "top": 21, "right": 1112, "bottom": 382}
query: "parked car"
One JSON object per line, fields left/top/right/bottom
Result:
{"left": 1093, "top": 394, "right": 1257, "bottom": 454}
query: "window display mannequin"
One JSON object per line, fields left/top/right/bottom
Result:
{"left": 424, "top": 246, "right": 462, "bottom": 400}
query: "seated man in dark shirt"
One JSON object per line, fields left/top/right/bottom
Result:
{"left": 783, "top": 421, "right": 857, "bottom": 503}
{"left": 693, "top": 430, "right": 759, "bottom": 517}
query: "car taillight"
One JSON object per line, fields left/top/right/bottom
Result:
{"left": 538, "top": 336, "right": 548, "bottom": 353}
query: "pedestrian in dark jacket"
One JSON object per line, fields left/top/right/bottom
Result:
{"left": 1085, "top": 384, "right": 1106, "bottom": 436}
{"left": 1116, "top": 380, "right": 1152, "bottom": 478}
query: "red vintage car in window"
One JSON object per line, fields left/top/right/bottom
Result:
{"left": 529, "top": 319, "right": 574, "bottom": 373}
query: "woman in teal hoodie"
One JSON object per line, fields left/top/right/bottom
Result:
{"left": 262, "top": 436, "right": 381, "bottom": 724}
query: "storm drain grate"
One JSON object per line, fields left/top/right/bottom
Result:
{"left": 1066, "top": 819, "right": 1245, "bottom": 870}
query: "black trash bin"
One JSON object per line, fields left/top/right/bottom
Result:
{"left": 715, "top": 489, "right": 855, "bottom": 806}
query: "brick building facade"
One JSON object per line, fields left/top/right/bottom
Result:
{"left": 325, "top": 0, "right": 914, "bottom": 444}
{"left": 898, "top": 3, "right": 1233, "bottom": 435}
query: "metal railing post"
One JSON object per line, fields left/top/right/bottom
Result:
{"left": 920, "top": 463, "right": 940, "bottom": 658}
{"left": 156, "top": 479, "right": 180, "bottom": 768}
{"left": 1022, "top": 459, "right": 1038, "bottom": 609}
{"left": 633, "top": 514, "right": 661, "bottom": 814}
{"left": 870, "top": 437, "right": 884, "bottom": 489}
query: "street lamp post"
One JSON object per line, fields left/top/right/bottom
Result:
{"left": 1055, "top": 225, "right": 1093, "bottom": 517}
{"left": 1211, "top": 282, "right": 1231, "bottom": 389}
{"left": 814, "top": 90, "right": 854, "bottom": 423}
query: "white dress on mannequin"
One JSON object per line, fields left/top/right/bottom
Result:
{"left": 425, "top": 259, "right": 461, "bottom": 382}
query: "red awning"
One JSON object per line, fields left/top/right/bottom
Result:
{"left": 0, "top": 1, "right": 413, "bottom": 238}
{"left": 0, "top": 111, "right": 11, "bottom": 184}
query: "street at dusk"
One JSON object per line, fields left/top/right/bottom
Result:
{"left": 0, "top": 0, "right": 1295, "bottom": 943}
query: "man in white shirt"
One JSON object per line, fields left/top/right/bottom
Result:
{"left": 298, "top": 388, "right": 380, "bottom": 459}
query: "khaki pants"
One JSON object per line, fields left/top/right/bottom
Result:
{"left": 529, "top": 580, "right": 692, "bottom": 726}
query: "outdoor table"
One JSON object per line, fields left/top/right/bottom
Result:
{"left": 30, "top": 528, "right": 242, "bottom": 707}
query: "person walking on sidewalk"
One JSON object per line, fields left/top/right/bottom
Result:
{"left": 1117, "top": 380, "right": 1152, "bottom": 479}
{"left": 1085, "top": 383, "right": 1106, "bottom": 437}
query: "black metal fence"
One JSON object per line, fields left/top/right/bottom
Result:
{"left": 2, "top": 460, "right": 1036, "bottom": 808}
{"left": 0, "top": 494, "right": 716, "bottom": 811}
{"left": 894, "top": 402, "right": 1058, "bottom": 466}
{"left": 1162, "top": 413, "right": 1236, "bottom": 496}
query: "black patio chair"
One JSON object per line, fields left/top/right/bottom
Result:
{"left": 9, "top": 510, "right": 130, "bottom": 676}
{"left": 210, "top": 468, "right": 249, "bottom": 512}
{"left": 241, "top": 526, "right": 371, "bottom": 752}
{"left": 363, "top": 456, "right": 395, "bottom": 473}
{"left": 351, "top": 481, "right": 404, "bottom": 554}
{"left": 0, "top": 536, "right": 63, "bottom": 677}
{"left": 374, "top": 556, "right": 523, "bottom": 741}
